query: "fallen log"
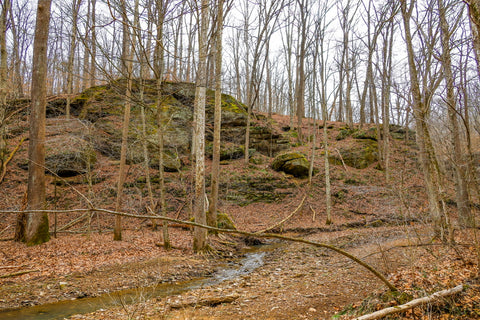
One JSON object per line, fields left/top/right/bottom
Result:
{"left": 354, "top": 284, "right": 465, "bottom": 320}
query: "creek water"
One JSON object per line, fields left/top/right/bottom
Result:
{"left": 0, "top": 246, "right": 274, "bottom": 320}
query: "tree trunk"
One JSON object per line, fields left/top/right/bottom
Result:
{"left": 468, "top": 0, "right": 480, "bottom": 78}
{"left": 89, "top": 0, "right": 96, "bottom": 87}
{"left": 82, "top": 0, "right": 91, "bottom": 89}
{"left": 0, "top": 0, "right": 9, "bottom": 106}
{"left": 400, "top": 0, "right": 449, "bottom": 240}
{"left": 193, "top": 0, "right": 209, "bottom": 251}
{"left": 22, "top": 0, "right": 52, "bottom": 245}
{"left": 155, "top": 0, "right": 171, "bottom": 249}
{"left": 0, "top": 0, "right": 9, "bottom": 168}
{"left": 438, "top": 0, "right": 472, "bottom": 227}
{"left": 113, "top": 0, "right": 133, "bottom": 241}
{"left": 66, "top": 0, "right": 81, "bottom": 119}
{"left": 208, "top": 0, "right": 224, "bottom": 228}
{"left": 8, "top": 3, "right": 23, "bottom": 98}
{"left": 295, "top": 0, "right": 308, "bottom": 143}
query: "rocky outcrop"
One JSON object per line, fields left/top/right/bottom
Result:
{"left": 328, "top": 140, "right": 378, "bottom": 169}
{"left": 271, "top": 152, "right": 311, "bottom": 178}
{"left": 18, "top": 118, "right": 97, "bottom": 177}
{"left": 45, "top": 135, "right": 96, "bottom": 177}
{"left": 249, "top": 126, "right": 289, "bottom": 157}
{"left": 33, "top": 81, "right": 292, "bottom": 177}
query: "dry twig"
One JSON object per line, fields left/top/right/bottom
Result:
{"left": 0, "top": 269, "right": 40, "bottom": 278}
{"left": 0, "top": 137, "right": 25, "bottom": 183}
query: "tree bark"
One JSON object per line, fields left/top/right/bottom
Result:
{"left": 0, "top": 0, "right": 9, "bottom": 106}
{"left": 208, "top": 0, "right": 224, "bottom": 228}
{"left": 193, "top": 0, "right": 209, "bottom": 251}
{"left": 155, "top": 0, "right": 171, "bottom": 249}
{"left": 438, "top": 0, "right": 472, "bottom": 227}
{"left": 23, "top": 0, "right": 52, "bottom": 245}
{"left": 113, "top": 0, "right": 133, "bottom": 241}
{"left": 0, "top": 0, "right": 9, "bottom": 169}
{"left": 89, "top": 0, "right": 96, "bottom": 87}
{"left": 400, "top": 0, "right": 449, "bottom": 240}
{"left": 295, "top": 0, "right": 308, "bottom": 143}
{"left": 65, "top": 0, "right": 81, "bottom": 119}
{"left": 467, "top": 0, "right": 480, "bottom": 78}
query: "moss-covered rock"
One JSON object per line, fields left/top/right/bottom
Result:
{"left": 206, "top": 142, "right": 245, "bottom": 160}
{"left": 222, "top": 174, "right": 295, "bottom": 206}
{"left": 44, "top": 135, "right": 97, "bottom": 177}
{"left": 352, "top": 127, "right": 377, "bottom": 141}
{"left": 389, "top": 124, "right": 415, "bottom": 140}
{"left": 46, "top": 80, "right": 292, "bottom": 164}
{"left": 25, "top": 118, "right": 99, "bottom": 177}
{"left": 336, "top": 127, "right": 356, "bottom": 140}
{"left": 329, "top": 140, "right": 379, "bottom": 169}
{"left": 271, "top": 152, "right": 311, "bottom": 178}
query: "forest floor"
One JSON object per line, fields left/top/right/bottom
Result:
{"left": 0, "top": 112, "right": 480, "bottom": 319}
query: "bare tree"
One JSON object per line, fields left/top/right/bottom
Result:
{"left": 0, "top": 0, "right": 9, "bottom": 106}
{"left": 155, "top": 0, "right": 171, "bottom": 249}
{"left": 208, "top": 0, "right": 225, "bottom": 228}
{"left": 89, "top": 0, "right": 96, "bottom": 87}
{"left": 65, "top": 0, "right": 82, "bottom": 119}
{"left": 193, "top": 0, "right": 209, "bottom": 251}
{"left": 295, "top": 0, "right": 309, "bottom": 142}
{"left": 113, "top": 0, "right": 134, "bottom": 241}
{"left": 437, "top": 0, "right": 472, "bottom": 227}
{"left": 243, "top": 0, "right": 285, "bottom": 163}
{"left": 16, "top": 0, "right": 53, "bottom": 245}
{"left": 467, "top": 0, "right": 480, "bottom": 77}
{"left": 400, "top": 0, "right": 450, "bottom": 240}
{"left": 0, "top": 0, "right": 10, "bottom": 175}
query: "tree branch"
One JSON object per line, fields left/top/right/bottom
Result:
{"left": 354, "top": 285, "right": 464, "bottom": 320}
{"left": 4, "top": 207, "right": 398, "bottom": 291}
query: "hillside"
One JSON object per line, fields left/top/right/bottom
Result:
{"left": 0, "top": 82, "right": 479, "bottom": 319}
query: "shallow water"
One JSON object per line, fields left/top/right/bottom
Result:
{"left": 0, "top": 248, "right": 271, "bottom": 320}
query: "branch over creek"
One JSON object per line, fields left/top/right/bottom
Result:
{"left": 2, "top": 207, "right": 398, "bottom": 292}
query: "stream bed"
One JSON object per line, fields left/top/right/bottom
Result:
{"left": 0, "top": 246, "right": 273, "bottom": 320}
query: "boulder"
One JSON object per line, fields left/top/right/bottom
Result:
{"left": 45, "top": 135, "right": 96, "bottom": 177}
{"left": 272, "top": 152, "right": 311, "bottom": 178}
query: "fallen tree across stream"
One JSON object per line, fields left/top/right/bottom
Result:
{"left": 1, "top": 207, "right": 398, "bottom": 292}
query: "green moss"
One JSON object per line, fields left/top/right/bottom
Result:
{"left": 336, "top": 127, "right": 355, "bottom": 140}
{"left": 352, "top": 127, "right": 377, "bottom": 141}
{"left": 26, "top": 213, "right": 50, "bottom": 246}
{"left": 217, "top": 212, "right": 236, "bottom": 230}
{"left": 329, "top": 140, "right": 378, "bottom": 169}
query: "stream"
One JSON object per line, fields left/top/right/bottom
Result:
{"left": 0, "top": 246, "right": 273, "bottom": 320}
